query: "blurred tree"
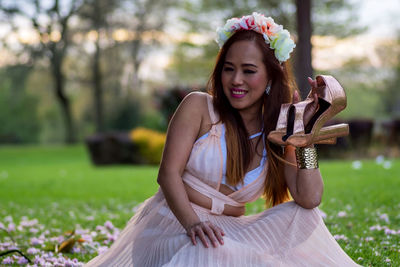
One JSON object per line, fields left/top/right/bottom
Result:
{"left": 0, "top": 65, "right": 40, "bottom": 143}
{"left": 114, "top": 0, "right": 177, "bottom": 94}
{"left": 78, "top": 0, "right": 121, "bottom": 133}
{"left": 0, "top": 0, "right": 85, "bottom": 144}
{"left": 295, "top": 0, "right": 312, "bottom": 99}
{"left": 377, "top": 32, "right": 400, "bottom": 117}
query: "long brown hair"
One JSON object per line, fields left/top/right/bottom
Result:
{"left": 208, "top": 30, "right": 297, "bottom": 207}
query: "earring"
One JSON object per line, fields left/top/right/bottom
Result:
{"left": 265, "top": 80, "right": 272, "bottom": 95}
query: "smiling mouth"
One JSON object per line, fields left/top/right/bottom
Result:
{"left": 231, "top": 88, "right": 247, "bottom": 98}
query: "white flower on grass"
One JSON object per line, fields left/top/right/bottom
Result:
{"left": 81, "top": 234, "right": 93, "bottom": 243}
{"left": 104, "top": 220, "right": 115, "bottom": 231}
{"left": 17, "top": 256, "right": 29, "bottom": 264}
{"left": 365, "top": 237, "right": 374, "bottom": 242}
{"left": 384, "top": 228, "right": 397, "bottom": 235}
{"left": 375, "top": 155, "right": 384, "bottom": 164}
{"left": 385, "top": 258, "right": 391, "bottom": 263}
{"left": 29, "top": 227, "right": 39, "bottom": 234}
{"left": 383, "top": 161, "right": 392, "bottom": 169}
{"left": 318, "top": 209, "right": 327, "bottom": 220}
{"left": 337, "top": 211, "right": 347, "bottom": 218}
{"left": 20, "top": 218, "right": 38, "bottom": 227}
{"left": 334, "top": 234, "right": 348, "bottom": 241}
{"left": 27, "top": 247, "right": 40, "bottom": 254}
{"left": 2, "top": 256, "right": 13, "bottom": 264}
{"left": 379, "top": 213, "right": 390, "bottom": 223}
{"left": 98, "top": 246, "right": 109, "bottom": 255}
{"left": 7, "top": 222, "right": 15, "bottom": 232}
{"left": 85, "top": 215, "right": 95, "bottom": 221}
{"left": 0, "top": 171, "right": 8, "bottom": 179}
{"left": 30, "top": 237, "right": 44, "bottom": 245}
{"left": 351, "top": 160, "right": 362, "bottom": 170}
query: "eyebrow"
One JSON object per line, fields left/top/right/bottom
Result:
{"left": 224, "top": 61, "right": 258, "bottom": 68}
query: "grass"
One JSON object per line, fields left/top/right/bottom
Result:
{"left": 0, "top": 145, "right": 399, "bottom": 266}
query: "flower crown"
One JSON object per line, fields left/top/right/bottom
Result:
{"left": 216, "top": 12, "right": 296, "bottom": 63}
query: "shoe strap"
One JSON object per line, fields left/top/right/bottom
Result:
{"left": 276, "top": 103, "right": 292, "bottom": 130}
{"left": 292, "top": 99, "right": 314, "bottom": 134}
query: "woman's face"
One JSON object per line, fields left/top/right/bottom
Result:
{"left": 221, "top": 40, "right": 269, "bottom": 112}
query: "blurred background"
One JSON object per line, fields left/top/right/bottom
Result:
{"left": 0, "top": 0, "right": 399, "bottom": 161}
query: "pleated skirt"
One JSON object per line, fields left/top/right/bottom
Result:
{"left": 85, "top": 189, "right": 360, "bottom": 267}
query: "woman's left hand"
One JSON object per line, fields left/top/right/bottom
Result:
{"left": 292, "top": 77, "right": 320, "bottom": 129}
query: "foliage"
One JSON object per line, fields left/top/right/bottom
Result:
{"left": 154, "top": 86, "right": 200, "bottom": 124}
{"left": 378, "top": 32, "right": 400, "bottom": 118}
{"left": 0, "top": 145, "right": 399, "bottom": 265}
{"left": 130, "top": 127, "right": 166, "bottom": 164}
{"left": 105, "top": 98, "right": 142, "bottom": 131}
{"left": 0, "top": 65, "right": 40, "bottom": 143}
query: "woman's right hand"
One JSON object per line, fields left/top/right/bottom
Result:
{"left": 186, "top": 221, "right": 225, "bottom": 248}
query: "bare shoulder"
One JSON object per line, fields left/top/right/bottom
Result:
{"left": 172, "top": 91, "right": 212, "bottom": 140}
{"left": 177, "top": 91, "right": 210, "bottom": 120}
{"left": 180, "top": 91, "right": 209, "bottom": 110}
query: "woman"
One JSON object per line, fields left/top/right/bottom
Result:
{"left": 86, "top": 12, "right": 359, "bottom": 266}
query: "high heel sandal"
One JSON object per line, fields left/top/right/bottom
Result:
{"left": 267, "top": 75, "right": 349, "bottom": 147}
{"left": 267, "top": 102, "right": 294, "bottom": 146}
{"left": 286, "top": 75, "right": 349, "bottom": 147}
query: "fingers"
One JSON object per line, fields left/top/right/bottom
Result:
{"left": 313, "top": 92, "right": 318, "bottom": 104}
{"left": 186, "top": 221, "right": 225, "bottom": 248}
{"left": 197, "top": 227, "right": 209, "bottom": 248}
{"left": 292, "top": 90, "right": 300, "bottom": 104}
{"left": 210, "top": 224, "right": 224, "bottom": 245}
{"left": 189, "top": 231, "right": 197, "bottom": 246}
{"left": 204, "top": 224, "right": 218, "bottom": 248}
{"left": 307, "top": 76, "right": 318, "bottom": 88}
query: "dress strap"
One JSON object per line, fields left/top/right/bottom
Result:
{"left": 206, "top": 95, "right": 219, "bottom": 124}
{"left": 249, "top": 131, "right": 263, "bottom": 139}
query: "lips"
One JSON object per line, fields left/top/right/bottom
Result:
{"left": 231, "top": 88, "right": 248, "bottom": 98}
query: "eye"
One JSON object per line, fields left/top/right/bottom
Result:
{"left": 244, "top": 69, "right": 256, "bottom": 74}
{"left": 223, "top": 67, "right": 234, "bottom": 72}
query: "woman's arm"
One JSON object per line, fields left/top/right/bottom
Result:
{"left": 183, "top": 184, "right": 245, "bottom": 217}
{"left": 283, "top": 145, "right": 324, "bottom": 209}
{"left": 157, "top": 92, "right": 224, "bottom": 248}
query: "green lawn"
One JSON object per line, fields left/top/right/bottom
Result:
{"left": 0, "top": 145, "right": 399, "bottom": 266}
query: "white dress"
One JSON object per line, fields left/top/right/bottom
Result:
{"left": 85, "top": 95, "right": 360, "bottom": 266}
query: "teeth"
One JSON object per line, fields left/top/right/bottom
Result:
{"left": 233, "top": 90, "right": 246, "bottom": 95}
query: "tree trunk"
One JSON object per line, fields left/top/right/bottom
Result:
{"left": 93, "top": 35, "right": 104, "bottom": 133}
{"left": 295, "top": 0, "right": 313, "bottom": 99}
{"left": 52, "top": 54, "right": 76, "bottom": 144}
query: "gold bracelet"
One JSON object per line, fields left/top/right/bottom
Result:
{"left": 295, "top": 147, "right": 319, "bottom": 169}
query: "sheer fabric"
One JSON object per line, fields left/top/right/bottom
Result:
{"left": 85, "top": 94, "right": 360, "bottom": 267}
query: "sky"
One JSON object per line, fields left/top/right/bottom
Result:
{"left": 311, "top": 0, "right": 400, "bottom": 70}
{"left": 357, "top": 0, "right": 400, "bottom": 38}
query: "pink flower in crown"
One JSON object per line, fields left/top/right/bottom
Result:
{"left": 244, "top": 15, "right": 256, "bottom": 30}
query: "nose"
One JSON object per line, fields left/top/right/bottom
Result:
{"left": 232, "top": 70, "right": 243, "bottom": 86}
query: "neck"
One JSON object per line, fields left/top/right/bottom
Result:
{"left": 239, "top": 102, "right": 263, "bottom": 134}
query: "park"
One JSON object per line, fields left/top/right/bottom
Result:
{"left": 0, "top": 0, "right": 399, "bottom": 266}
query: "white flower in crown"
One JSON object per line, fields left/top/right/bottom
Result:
{"left": 216, "top": 12, "right": 296, "bottom": 63}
